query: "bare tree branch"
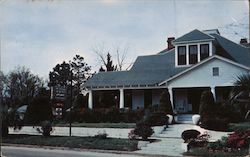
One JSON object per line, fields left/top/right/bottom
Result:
{"left": 92, "top": 43, "right": 134, "bottom": 71}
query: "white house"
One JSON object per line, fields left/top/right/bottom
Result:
{"left": 84, "top": 29, "right": 250, "bottom": 114}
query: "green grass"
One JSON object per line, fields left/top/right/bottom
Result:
{"left": 54, "top": 122, "right": 136, "bottom": 128}
{"left": 3, "top": 134, "right": 138, "bottom": 151}
{"left": 183, "top": 147, "right": 249, "bottom": 157}
{"left": 228, "top": 122, "right": 250, "bottom": 131}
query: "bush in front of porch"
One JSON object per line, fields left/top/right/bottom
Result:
{"left": 65, "top": 107, "right": 144, "bottom": 123}
{"left": 199, "top": 90, "right": 244, "bottom": 131}
{"left": 159, "top": 90, "right": 173, "bottom": 115}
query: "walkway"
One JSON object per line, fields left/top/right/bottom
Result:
{"left": 135, "top": 124, "right": 230, "bottom": 157}
{"left": 9, "top": 126, "right": 132, "bottom": 139}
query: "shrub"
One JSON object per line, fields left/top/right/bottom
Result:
{"left": 105, "top": 107, "right": 122, "bottom": 122}
{"left": 94, "top": 131, "right": 108, "bottom": 139}
{"left": 121, "top": 109, "right": 144, "bottom": 123}
{"left": 128, "top": 129, "right": 139, "bottom": 140}
{"left": 216, "top": 102, "right": 243, "bottom": 123}
{"left": 159, "top": 90, "right": 173, "bottom": 114}
{"left": 200, "top": 117, "right": 229, "bottom": 131}
{"left": 207, "top": 130, "right": 250, "bottom": 152}
{"left": 73, "top": 94, "right": 87, "bottom": 109}
{"left": 187, "top": 132, "right": 210, "bottom": 150}
{"left": 40, "top": 120, "right": 53, "bottom": 137}
{"left": 144, "top": 112, "right": 168, "bottom": 126}
{"left": 199, "top": 90, "right": 215, "bottom": 117}
{"left": 68, "top": 108, "right": 144, "bottom": 123}
{"left": 134, "top": 121, "right": 154, "bottom": 140}
{"left": 226, "top": 129, "right": 250, "bottom": 149}
{"left": 207, "top": 137, "right": 227, "bottom": 151}
{"left": 181, "top": 129, "right": 201, "bottom": 143}
{"left": 26, "top": 96, "right": 52, "bottom": 125}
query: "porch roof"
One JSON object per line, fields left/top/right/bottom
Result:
{"left": 84, "top": 49, "right": 188, "bottom": 89}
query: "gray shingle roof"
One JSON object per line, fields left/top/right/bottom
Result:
{"left": 84, "top": 49, "right": 188, "bottom": 88}
{"left": 211, "top": 34, "right": 250, "bottom": 67}
{"left": 173, "top": 29, "right": 214, "bottom": 43}
{"left": 85, "top": 29, "right": 250, "bottom": 89}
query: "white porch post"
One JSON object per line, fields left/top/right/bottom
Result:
{"left": 168, "top": 88, "right": 174, "bottom": 109}
{"left": 119, "top": 89, "right": 124, "bottom": 109}
{"left": 210, "top": 86, "right": 216, "bottom": 101}
{"left": 88, "top": 90, "right": 93, "bottom": 109}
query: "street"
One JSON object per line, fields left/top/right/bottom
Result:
{"left": 2, "top": 146, "right": 148, "bottom": 157}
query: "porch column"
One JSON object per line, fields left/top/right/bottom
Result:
{"left": 168, "top": 88, "right": 174, "bottom": 109}
{"left": 88, "top": 90, "right": 93, "bottom": 109}
{"left": 210, "top": 86, "right": 216, "bottom": 101}
{"left": 119, "top": 89, "right": 124, "bottom": 109}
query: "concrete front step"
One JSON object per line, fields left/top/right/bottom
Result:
{"left": 175, "top": 114, "right": 194, "bottom": 124}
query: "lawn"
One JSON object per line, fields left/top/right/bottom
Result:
{"left": 54, "top": 122, "right": 136, "bottom": 128}
{"left": 2, "top": 134, "right": 138, "bottom": 151}
{"left": 228, "top": 122, "right": 250, "bottom": 131}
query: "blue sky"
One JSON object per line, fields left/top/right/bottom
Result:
{"left": 1, "top": 0, "right": 249, "bottom": 79}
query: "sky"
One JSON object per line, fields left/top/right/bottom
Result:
{"left": 0, "top": 0, "right": 249, "bottom": 79}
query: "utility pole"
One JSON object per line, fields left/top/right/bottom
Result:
{"left": 69, "top": 71, "right": 73, "bottom": 136}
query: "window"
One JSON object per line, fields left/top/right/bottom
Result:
{"left": 189, "top": 45, "right": 198, "bottom": 64}
{"left": 178, "top": 46, "right": 186, "bottom": 65}
{"left": 213, "top": 67, "right": 219, "bottom": 76}
{"left": 200, "top": 44, "right": 209, "bottom": 60}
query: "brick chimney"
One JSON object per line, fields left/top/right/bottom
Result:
{"left": 167, "top": 37, "right": 175, "bottom": 50}
{"left": 240, "top": 38, "right": 248, "bottom": 44}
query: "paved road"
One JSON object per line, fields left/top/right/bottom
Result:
{"left": 2, "top": 146, "right": 149, "bottom": 157}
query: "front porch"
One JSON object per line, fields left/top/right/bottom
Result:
{"left": 87, "top": 86, "right": 232, "bottom": 115}
{"left": 88, "top": 88, "right": 166, "bottom": 110}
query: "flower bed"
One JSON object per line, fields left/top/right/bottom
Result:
{"left": 184, "top": 129, "right": 250, "bottom": 156}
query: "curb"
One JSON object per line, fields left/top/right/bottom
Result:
{"left": 2, "top": 143, "right": 170, "bottom": 157}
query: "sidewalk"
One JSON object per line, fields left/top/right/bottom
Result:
{"left": 9, "top": 126, "right": 132, "bottom": 139}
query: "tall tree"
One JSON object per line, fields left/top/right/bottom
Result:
{"left": 49, "top": 61, "right": 72, "bottom": 87}
{"left": 5, "top": 66, "right": 44, "bottom": 107}
{"left": 92, "top": 43, "right": 133, "bottom": 71}
{"left": 0, "top": 71, "right": 6, "bottom": 104}
{"left": 99, "top": 53, "right": 117, "bottom": 72}
{"left": 69, "top": 55, "right": 91, "bottom": 94}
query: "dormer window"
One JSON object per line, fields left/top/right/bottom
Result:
{"left": 177, "top": 46, "right": 186, "bottom": 65}
{"left": 189, "top": 45, "right": 198, "bottom": 64}
{"left": 175, "top": 42, "right": 212, "bottom": 67}
{"left": 200, "top": 44, "right": 209, "bottom": 61}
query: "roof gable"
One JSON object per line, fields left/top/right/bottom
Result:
{"left": 173, "top": 29, "right": 214, "bottom": 44}
{"left": 159, "top": 55, "right": 250, "bottom": 85}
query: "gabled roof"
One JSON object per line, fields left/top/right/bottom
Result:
{"left": 173, "top": 29, "right": 214, "bottom": 44}
{"left": 159, "top": 55, "right": 250, "bottom": 85}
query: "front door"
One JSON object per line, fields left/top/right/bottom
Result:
{"left": 174, "top": 89, "right": 190, "bottom": 113}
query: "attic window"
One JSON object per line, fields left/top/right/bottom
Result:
{"left": 212, "top": 67, "right": 219, "bottom": 76}
{"left": 200, "top": 44, "right": 209, "bottom": 60}
{"left": 177, "top": 46, "right": 186, "bottom": 65}
{"left": 189, "top": 45, "right": 198, "bottom": 64}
